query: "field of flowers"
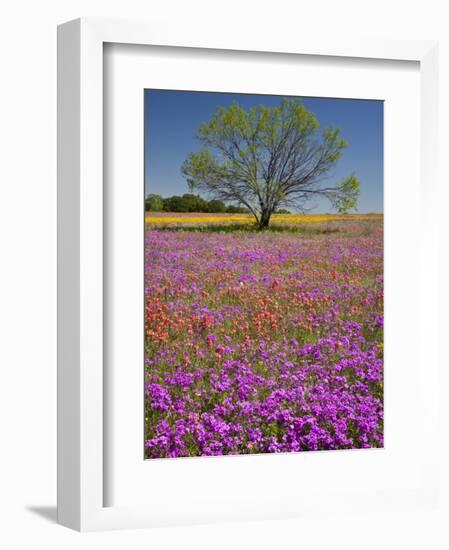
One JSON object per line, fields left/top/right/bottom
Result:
{"left": 145, "top": 211, "right": 382, "bottom": 227}
{"left": 144, "top": 217, "right": 383, "bottom": 458}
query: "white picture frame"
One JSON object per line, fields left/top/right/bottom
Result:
{"left": 57, "top": 17, "right": 440, "bottom": 531}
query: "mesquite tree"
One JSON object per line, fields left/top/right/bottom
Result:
{"left": 182, "top": 98, "right": 360, "bottom": 228}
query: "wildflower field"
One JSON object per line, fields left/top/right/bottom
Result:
{"left": 144, "top": 214, "right": 383, "bottom": 458}
{"left": 145, "top": 211, "right": 382, "bottom": 227}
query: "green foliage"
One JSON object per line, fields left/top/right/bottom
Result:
{"left": 161, "top": 194, "right": 208, "bottom": 212}
{"left": 226, "top": 204, "right": 249, "bottom": 214}
{"left": 275, "top": 208, "right": 291, "bottom": 214}
{"left": 334, "top": 174, "right": 360, "bottom": 213}
{"left": 145, "top": 193, "right": 164, "bottom": 211}
{"left": 161, "top": 195, "right": 184, "bottom": 212}
{"left": 145, "top": 193, "right": 249, "bottom": 214}
{"left": 207, "top": 199, "right": 227, "bottom": 213}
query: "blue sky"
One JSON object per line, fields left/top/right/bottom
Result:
{"left": 144, "top": 90, "right": 383, "bottom": 213}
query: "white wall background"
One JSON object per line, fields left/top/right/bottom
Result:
{"left": 0, "top": 1, "right": 448, "bottom": 548}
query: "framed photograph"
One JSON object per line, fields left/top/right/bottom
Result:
{"left": 57, "top": 18, "right": 440, "bottom": 531}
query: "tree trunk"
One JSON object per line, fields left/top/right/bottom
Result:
{"left": 258, "top": 210, "right": 271, "bottom": 229}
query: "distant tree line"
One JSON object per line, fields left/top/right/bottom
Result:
{"left": 145, "top": 193, "right": 291, "bottom": 214}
